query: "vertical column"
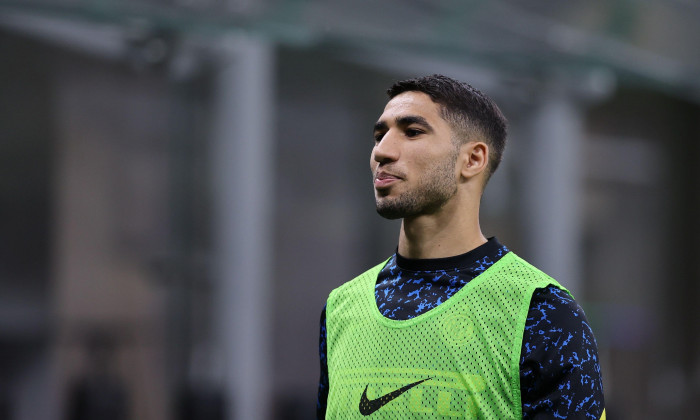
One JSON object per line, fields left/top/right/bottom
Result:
{"left": 209, "top": 34, "right": 275, "bottom": 420}
{"left": 520, "top": 91, "right": 584, "bottom": 297}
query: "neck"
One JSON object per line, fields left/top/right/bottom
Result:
{"left": 397, "top": 193, "right": 487, "bottom": 259}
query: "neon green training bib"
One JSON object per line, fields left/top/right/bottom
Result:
{"left": 325, "top": 252, "right": 567, "bottom": 419}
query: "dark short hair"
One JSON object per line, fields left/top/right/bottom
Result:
{"left": 387, "top": 74, "right": 507, "bottom": 182}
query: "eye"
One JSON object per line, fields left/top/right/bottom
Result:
{"left": 373, "top": 132, "right": 385, "bottom": 143}
{"left": 405, "top": 128, "right": 423, "bottom": 138}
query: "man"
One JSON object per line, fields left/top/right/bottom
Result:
{"left": 317, "top": 75, "right": 605, "bottom": 419}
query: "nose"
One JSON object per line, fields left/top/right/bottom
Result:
{"left": 372, "top": 130, "right": 400, "bottom": 164}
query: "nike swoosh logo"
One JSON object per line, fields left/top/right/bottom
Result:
{"left": 359, "top": 378, "right": 431, "bottom": 416}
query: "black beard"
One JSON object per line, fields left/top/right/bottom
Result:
{"left": 376, "top": 193, "right": 448, "bottom": 219}
{"left": 373, "top": 145, "right": 460, "bottom": 220}
{"left": 374, "top": 157, "right": 458, "bottom": 219}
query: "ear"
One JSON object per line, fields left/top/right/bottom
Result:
{"left": 458, "top": 141, "right": 489, "bottom": 180}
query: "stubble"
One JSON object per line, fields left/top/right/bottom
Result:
{"left": 375, "top": 149, "right": 459, "bottom": 220}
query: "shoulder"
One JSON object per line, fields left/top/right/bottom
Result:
{"left": 505, "top": 253, "right": 557, "bottom": 283}
{"left": 523, "top": 284, "right": 599, "bottom": 371}
{"left": 528, "top": 286, "right": 591, "bottom": 333}
{"left": 480, "top": 253, "right": 567, "bottom": 296}
{"left": 326, "top": 258, "right": 390, "bottom": 308}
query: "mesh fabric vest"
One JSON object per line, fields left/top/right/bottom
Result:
{"left": 325, "top": 252, "right": 567, "bottom": 419}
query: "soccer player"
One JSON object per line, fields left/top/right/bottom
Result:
{"left": 317, "top": 75, "right": 605, "bottom": 419}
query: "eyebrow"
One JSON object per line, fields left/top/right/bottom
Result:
{"left": 373, "top": 120, "right": 388, "bottom": 133}
{"left": 373, "top": 115, "right": 434, "bottom": 133}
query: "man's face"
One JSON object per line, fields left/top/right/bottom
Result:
{"left": 371, "top": 91, "right": 460, "bottom": 219}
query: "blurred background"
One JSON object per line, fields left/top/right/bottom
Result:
{"left": 1, "top": 1, "right": 699, "bottom": 419}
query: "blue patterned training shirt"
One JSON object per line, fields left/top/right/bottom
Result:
{"left": 318, "top": 238, "right": 604, "bottom": 419}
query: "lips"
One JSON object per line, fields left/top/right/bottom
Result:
{"left": 374, "top": 171, "right": 402, "bottom": 188}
